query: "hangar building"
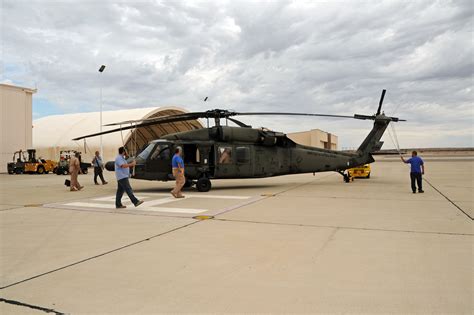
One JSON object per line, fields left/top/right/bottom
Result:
{"left": 32, "top": 107, "right": 203, "bottom": 163}
{"left": 288, "top": 129, "right": 338, "bottom": 150}
{"left": 0, "top": 84, "right": 36, "bottom": 173}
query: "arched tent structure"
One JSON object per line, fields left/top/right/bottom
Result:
{"left": 33, "top": 107, "right": 203, "bottom": 162}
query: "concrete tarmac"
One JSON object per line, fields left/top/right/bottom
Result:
{"left": 0, "top": 158, "right": 472, "bottom": 314}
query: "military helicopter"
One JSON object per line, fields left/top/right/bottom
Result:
{"left": 73, "top": 90, "right": 404, "bottom": 192}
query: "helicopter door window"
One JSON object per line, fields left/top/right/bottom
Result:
{"left": 235, "top": 147, "right": 250, "bottom": 164}
{"left": 218, "top": 146, "right": 233, "bottom": 164}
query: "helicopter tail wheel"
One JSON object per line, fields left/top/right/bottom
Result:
{"left": 196, "top": 177, "right": 211, "bottom": 192}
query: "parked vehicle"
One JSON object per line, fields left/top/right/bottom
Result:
{"left": 23, "top": 149, "right": 57, "bottom": 174}
{"left": 7, "top": 150, "right": 28, "bottom": 174}
{"left": 347, "top": 164, "right": 371, "bottom": 178}
{"left": 56, "top": 150, "right": 91, "bottom": 175}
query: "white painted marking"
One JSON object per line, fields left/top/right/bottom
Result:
{"left": 63, "top": 201, "right": 207, "bottom": 214}
{"left": 143, "top": 197, "right": 179, "bottom": 207}
{"left": 93, "top": 195, "right": 154, "bottom": 202}
{"left": 139, "top": 193, "right": 250, "bottom": 200}
{"left": 65, "top": 202, "right": 116, "bottom": 209}
{"left": 143, "top": 207, "right": 206, "bottom": 214}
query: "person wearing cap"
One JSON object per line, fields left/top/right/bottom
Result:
{"left": 171, "top": 146, "right": 185, "bottom": 198}
{"left": 401, "top": 150, "right": 425, "bottom": 194}
{"left": 114, "top": 147, "right": 144, "bottom": 209}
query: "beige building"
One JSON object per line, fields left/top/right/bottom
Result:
{"left": 0, "top": 84, "right": 36, "bottom": 173}
{"left": 33, "top": 107, "right": 203, "bottom": 163}
{"left": 287, "top": 129, "right": 338, "bottom": 150}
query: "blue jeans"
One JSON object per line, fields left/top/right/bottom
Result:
{"left": 116, "top": 178, "right": 138, "bottom": 207}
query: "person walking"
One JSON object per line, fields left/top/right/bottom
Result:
{"left": 92, "top": 151, "right": 108, "bottom": 185}
{"left": 69, "top": 152, "right": 83, "bottom": 191}
{"left": 171, "top": 146, "right": 185, "bottom": 198}
{"left": 115, "top": 147, "right": 143, "bottom": 209}
{"left": 401, "top": 150, "right": 425, "bottom": 193}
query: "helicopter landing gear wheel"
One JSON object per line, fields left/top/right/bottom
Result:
{"left": 196, "top": 177, "right": 211, "bottom": 192}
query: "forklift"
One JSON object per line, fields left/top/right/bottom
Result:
{"left": 23, "top": 149, "right": 57, "bottom": 174}
{"left": 7, "top": 150, "right": 28, "bottom": 174}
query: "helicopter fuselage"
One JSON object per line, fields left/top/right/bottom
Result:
{"left": 125, "top": 126, "right": 362, "bottom": 186}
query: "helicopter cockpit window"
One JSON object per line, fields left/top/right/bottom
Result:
{"left": 137, "top": 143, "right": 155, "bottom": 160}
{"left": 218, "top": 146, "right": 232, "bottom": 164}
{"left": 150, "top": 144, "right": 171, "bottom": 160}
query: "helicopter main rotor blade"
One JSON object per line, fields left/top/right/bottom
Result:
{"left": 234, "top": 112, "right": 355, "bottom": 119}
{"left": 103, "top": 112, "right": 209, "bottom": 126}
{"left": 227, "top": 117, "right": 252, "bottom": 128}
{"left": 72, "top": 113, "right": 206, "bottom": 141}
{"left": 236, "top": 111, "right": 404, "bottom": 122}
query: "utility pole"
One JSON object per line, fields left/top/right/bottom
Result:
{"left": 98, "top": 65, "right": 106, "bottom": 157}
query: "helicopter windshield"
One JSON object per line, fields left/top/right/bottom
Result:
{"left": 137, "top": 143, "right": 155, "bottom": 160}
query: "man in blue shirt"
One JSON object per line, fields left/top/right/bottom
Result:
{"left": 401, "top": 151, "right": 425, "bottom": 193}
{"left": 115, "top": 147, "right": 144, "bottom": 208}
{"left": 92, "top": 151, "right": 108, "bottom": 185}
{"left": 171, "top": 146, "right": 185, "bottom": 198}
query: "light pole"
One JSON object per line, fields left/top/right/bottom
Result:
{"left": 98, "top": 65, "right": 106, "bottom": 157}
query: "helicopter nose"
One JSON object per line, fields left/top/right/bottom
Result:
{"left": 105, "top": 161, "right": 115, "bottom": 172}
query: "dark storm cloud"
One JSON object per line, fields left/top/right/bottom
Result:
{"left": 1, "top": 0, "right": 472, "bottom": 148}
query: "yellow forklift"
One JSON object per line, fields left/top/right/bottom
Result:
{"left": 23, "top": 149, "right": 57, "bottom": 174}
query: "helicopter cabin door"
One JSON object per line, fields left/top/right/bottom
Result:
{"left": 216, "top": 145, "right": 252, "bottom": 178}
{"left": 182, "top": 143, "right": 212, "bottom": 179}
{"left": 146, "top": 143, "right": 172, "bottom": 180}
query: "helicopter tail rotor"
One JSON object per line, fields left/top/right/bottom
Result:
{"left": 376, "top": 89, "right": 386, "bottom": 116}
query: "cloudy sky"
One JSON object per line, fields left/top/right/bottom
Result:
{"left": 1, "top": 0, "right": 472, "bottom": 149}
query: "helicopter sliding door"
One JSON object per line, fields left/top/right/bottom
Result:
{"left": 182, "top": 143, "right": 213, "bottom": 179}
{"left": 215, "top": 145, "right": 252, "bottom": 178}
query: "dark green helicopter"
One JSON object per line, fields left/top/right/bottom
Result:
{"left": 73, "top": 90, "right": 404, "bottom": 192}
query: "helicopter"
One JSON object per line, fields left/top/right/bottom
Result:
{"left": 73, "top": 90, "right": 405, "bottom": 192}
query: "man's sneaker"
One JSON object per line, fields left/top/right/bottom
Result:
{"left": 412, "top": 191, "right": 416, "bottom": 194}
{"left": 103, "top": 182, "right": 108, "bottom": 185}
{"left": 135, "top": 200, "right": 144, "bottom": 207}
{"left": 116, "top": 205, "right": 126, "bottom": 209}
{"left": 418, "top": 190, "right": 424, "bottom": 193}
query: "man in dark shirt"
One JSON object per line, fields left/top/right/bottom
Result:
{"left": 401, "top": 151, "right": 425, "bottom": 193}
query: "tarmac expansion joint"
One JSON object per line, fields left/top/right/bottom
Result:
{"left": 0, "top": 297, "right": 66, "bottom": 315}
{"left": 193, "top": 215, "right": 215, "bottom": 220}
{"left": 24, "top": 204, "right": 43, "bottom": 207}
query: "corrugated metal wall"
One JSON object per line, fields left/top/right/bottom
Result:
{"left": 0, "top": 84, "right": 35, "bottom": 173}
